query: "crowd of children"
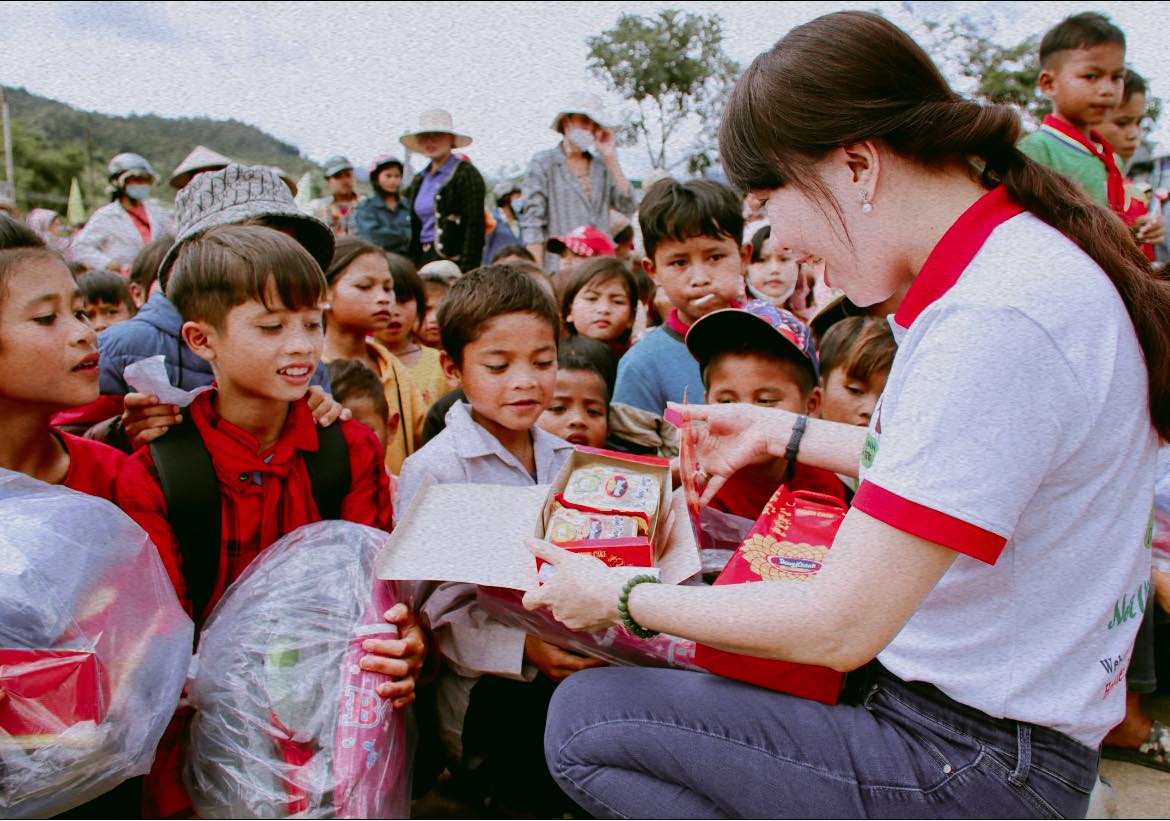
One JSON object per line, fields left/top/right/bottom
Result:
{"left": 0, "top": 8, "right": 1167, "bottom": 818}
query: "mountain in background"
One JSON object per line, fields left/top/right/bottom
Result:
{"left": 2, "top": 85, "right": 319, "bottom": 214}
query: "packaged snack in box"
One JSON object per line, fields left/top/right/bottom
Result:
{"left": 537, "top": 448, "right": 671, "bottom": 568}
{"left": 694, "top": 487, "right": 848, "bottom": 704}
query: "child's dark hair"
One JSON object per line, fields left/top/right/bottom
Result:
{"left": 78, "top": 270, "right": 133, "bottom": 311}
{"left": 702, "top": 337, "right": 817, "bottom": 397}
{"left": 385, "top": 252, "right": 426, "bottom": 321}
{"left": 817, "top": 316, "right": 896, "bottom": 384}
{"left": 325, "top": 236, "right": 383, "bottom": 286}
{"left": 167, "top": 224, "right": 326, "bottom": 328}
{"left": 721, "top": 10, "right": 1170, "bottom": 439}
{"left": 748, "top": 224, "right": 772, "bottom": 264}
{"left": 437, "top": 264, "right": 559, "bottom": 367}
{"left": 559, "top": 333, "right": 618, "bottom": 399}
{"left": 130, "top": 234, "right": 174, "bottom": 297}
{"left": 559, "top": 257, "right": 638, "bottom": 334}
{"left": 326, "top": 359, "right": 390, "bottom": 421}
{"left": 505, "top": 258, "right": 556, "bottom": 293}
{"left": 0, "top": 215, "right": 56, "bottom": 301}
{"left": 1123, "top": 69, "right": 1147, "bottom": 105}
{"left": 1039, "top": 12, "right": 1125, "bottom": 68}
{"left": 638, "top": 179, "right": 744, "bottom": 261}
{"left": 489, "top": 243, "right": 535, "bottom": 263}
{"left": 613, "top": 224, "right": 634, "bottom": 247}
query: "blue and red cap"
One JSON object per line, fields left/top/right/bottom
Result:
{"left": 685, "top": 299, "right": 819, "bottom": 382}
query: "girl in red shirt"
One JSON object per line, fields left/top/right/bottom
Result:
{"left": 0, "top": 215, "right": 126, "bottom": 498}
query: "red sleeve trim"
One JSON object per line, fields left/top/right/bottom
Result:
{"left": 853, "top": 481, "right": 1006, "bottom": 565}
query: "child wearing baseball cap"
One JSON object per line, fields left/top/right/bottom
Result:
{"left": 545, "top": 224, "right": 615, "bottom": 288}
{"left": 685, "top": 300, "right": 845, "bottom": 519}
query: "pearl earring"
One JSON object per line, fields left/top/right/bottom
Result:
{"left": 861, "top": 192, "right": 874, "bottom": 214}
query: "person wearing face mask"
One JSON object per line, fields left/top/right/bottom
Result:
{"left": 73, "top": 153, "right": 173, "bottom": 274}
{"left": 521, "top": 93, "right": 634, "bottom": 274}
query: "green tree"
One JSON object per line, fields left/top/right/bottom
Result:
{"left": 10, "top": 121, "right": 94, "bottom": 212}
{"left": 587, "top": 10, "right": 740, "bottom": 173}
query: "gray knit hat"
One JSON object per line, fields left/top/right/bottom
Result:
{"left": 158, "top": 163, "right": 334, "bottom": 289}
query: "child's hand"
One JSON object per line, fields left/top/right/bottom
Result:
{"left": 359, "top": 603, "right": 427, "bottom": 710}
{"left": 307, "top": 385, "right": 351, "bottom": 427}
{"left": 523, "top": 633, "right": 604, "bottom": 682}
{"left": 121, "top": 392, "right": 181, "bottom": 450}
{"left": 1135, "top": 211, "right": 1166, "bottom": 245}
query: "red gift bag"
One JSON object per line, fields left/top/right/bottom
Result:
{"left": 694, "top": 488, "right": 848, "bottom": 704}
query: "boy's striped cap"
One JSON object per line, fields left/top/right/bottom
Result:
{"left": 685, "top": 299, "right": 819, "bottom": 382}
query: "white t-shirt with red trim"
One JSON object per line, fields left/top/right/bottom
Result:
{"left": 854, "top": 188, "right": 1156, "bottom": 748}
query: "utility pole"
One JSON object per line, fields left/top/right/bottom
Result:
{"left": 0, "top": 86, "right": 15, "bottom": 203}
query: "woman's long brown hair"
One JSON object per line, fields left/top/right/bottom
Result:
{"left": 721, "top": 10, "right": 1170, "bottom": 439}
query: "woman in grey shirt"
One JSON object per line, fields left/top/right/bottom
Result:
{"left": 521, "top": 93, "right": 635, "bottom": 273}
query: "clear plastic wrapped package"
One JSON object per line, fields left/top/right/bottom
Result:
{"left": 186, "top": 521, "right": 412, "bottom": 819}
{"left": 0, "top": 470, "right": 194, "bottom": 818}
{"left": 477, "top": 586, "right": 700, "bottom": 672}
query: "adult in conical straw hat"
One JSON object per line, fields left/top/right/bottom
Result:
{"left": 401, "top": 109, "right": 485, "bottom": 270}
{"left": 169, "top": 145, "right": 232, "bottom": 190}
{"left": 520, "top": 91, "right": 634, "bottom": 273}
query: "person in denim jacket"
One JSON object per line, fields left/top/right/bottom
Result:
{"left": 355, "top": 155, "right": 412, "bottom": 255}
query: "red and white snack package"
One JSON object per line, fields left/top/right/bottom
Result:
{"left": 0, "top": 471, "right": 193, "bottom": 818}
{"left": 695, "top": 487, "right": 848, "bottom": 704}
{"left": 186, "top": 521, "right": 412, "bottom": 819}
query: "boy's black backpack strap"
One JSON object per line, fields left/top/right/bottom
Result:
{"left": 149, "top": 414, "right": 221, "bottom": 621}
{"left": 304, "top": 420, "right": 351, "bottom": 520}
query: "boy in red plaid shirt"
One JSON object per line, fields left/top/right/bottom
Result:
{"left": 115, "top": 224, "right": 424, "bottom": 817}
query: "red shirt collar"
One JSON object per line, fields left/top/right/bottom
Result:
{"left": 893, "top": 186, "right": 1025, "bottom": 330}
{"left": 1040, "top": 115, "right": 1126, "bottom": 214}
{"left": 665, "top": 308, "right": 690, "bottom": 337}
{"left": 190, "top": 390, "right": 320, "bottom": 476}
{"left": 666, "top": 301, "right": 744, "bottom": 338}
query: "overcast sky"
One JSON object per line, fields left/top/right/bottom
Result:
{"left": 3, "top": 1, "right": 1169, "bottom": 181}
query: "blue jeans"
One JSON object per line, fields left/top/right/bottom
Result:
{"left": 544, "top": 665, "right": 1097, "bottom": 818}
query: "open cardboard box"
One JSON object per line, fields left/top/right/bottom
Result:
{"left": 376, "top": 447, "right": 699, "bottom": 589}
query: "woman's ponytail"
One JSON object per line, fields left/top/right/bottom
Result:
{"left": 722, "top": 10, "right": 1170, "bottom": 439}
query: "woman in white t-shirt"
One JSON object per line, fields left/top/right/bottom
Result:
{"left": 524, "top": 11, "right": 1170, "bottom": 819}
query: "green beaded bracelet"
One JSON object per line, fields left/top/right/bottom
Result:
{"left": 618, "top": 574, "right": 661, "bottom": 639}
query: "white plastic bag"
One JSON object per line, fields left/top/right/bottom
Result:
{"left": 0, "top": 470, "right": 193, "bottom": 818}
{"left": 186, "top": 521, "right": 412, "bottom": 819}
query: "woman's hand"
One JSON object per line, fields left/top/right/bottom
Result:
{"left": 523, "top": 634, "right": 604, "bottom": 682}
{"left": 667, "top": 401, "right": 795, "bottom": 505}
{"left": 121, "top": 392, "right": 181, "bottom": 450}
{"left": 307, "top": 385, "right": 351, "bottom": 427}
{"left": 522, "top": 539, "right": 628, "bottom": 632}
{"left": 359, "top": 602, "right": 427, "bottom": 709}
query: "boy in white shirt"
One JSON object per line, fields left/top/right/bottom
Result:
{"left": 395, "top": 264, "right": 587, "bottom": 814}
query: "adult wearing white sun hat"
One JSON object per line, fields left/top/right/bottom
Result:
{"left": 401, "top": 109, "right": 485, "bottom": 270}
{"left": 521, "top": 91, "right": 634, "bottom": 273}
